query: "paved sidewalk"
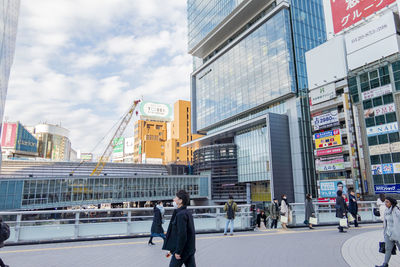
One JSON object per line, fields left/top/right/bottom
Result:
{"left": 342, "top": 229, "right": 400, "bottom": 267}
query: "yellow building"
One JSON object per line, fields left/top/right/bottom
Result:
{"left": 133, "top": 120, "right": 167, "bottom": 164}
{"left": 165, "top": 100, "right": 202, "bottom": 164}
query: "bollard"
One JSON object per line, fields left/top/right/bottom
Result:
{"left": 127, "top": 210, "right": 132, "bottom": 235}
{"left": 15, "top": 214, "right": 22, "bottom": 242}
{"left": 74, "top": 212, "right": 80, "bottom": 238}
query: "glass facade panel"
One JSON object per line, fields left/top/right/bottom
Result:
{"left": 195, "top": 9, "right": 295, "bottom": 130}
{"left": 236, "top": 125, "right": 270, "bottom": 182}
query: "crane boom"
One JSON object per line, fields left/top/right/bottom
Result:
{"left": 90, "top": 99, "right": 140, "bottom": 176}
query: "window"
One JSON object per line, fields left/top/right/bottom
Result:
{"left": 389, "top": 132, "right": 400, "bottom": 142}
{"left": 363, "top": 100, "right": 372, "bottom": 109}
{"left": 373, "top": 97, "right": 383, "bottom": 107}
{"left": 383, "top": 94, "right": 394, "bottom": 104}
{"left": 381, "top": 153, "right": 392, "bottom": 163}
{"left": 176, "top": 149, "right": 180, "bottom": 153}
{"left": 156, "top": 125, "right": 161, "bottom": 130}
{"left": 365, "top": 118, "right": 375, "bottom": 127}
{"left": 176, "top": 142, "right": 180, "bottom": 146}
{"left": 392, "top": 152, "right": 400, "bottom": 162}
{"left": 386, "top": 113, "right": 396, "bottom": 123}
{"left": 375, "top": 115, "right": 385, "bottom": 125}
{"left": 384, "top": 174, "right": 395, "bottom": 184}
{"left": 368, "top": 136, "right": 378, "bottom": 146}
{"left": 370, "top": 155, "right": 380, "bottom": 164}
{"left": 378, "top": 134, "right": 389, "bottom": 145}
{"left": 373, "top": 175, "right": 384, "bottom": 185}
{"left": 395, "top": 174, "right": 400, "bottom": 184}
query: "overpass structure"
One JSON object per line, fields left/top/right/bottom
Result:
{"left": 0, "top": 160, "right": 209, "bottom": 210}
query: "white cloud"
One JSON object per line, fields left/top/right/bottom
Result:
{"left": 5, "top": 1, "right": 192, "bottom": 156}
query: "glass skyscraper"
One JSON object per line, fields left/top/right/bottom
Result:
{"left": 186, "top": 0, "right": 326, "bottom": 203}
{"left": 0, "top": 0, "right": 21, "bottom": 160}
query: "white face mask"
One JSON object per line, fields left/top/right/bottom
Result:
{"left": 172, "top": 201, "right": 178, "bottom": 209}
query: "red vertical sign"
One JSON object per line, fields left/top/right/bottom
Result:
{"left": 1, "top": 123, "right": 17, "bottom": 147}
{"left": 330, "top": 0, "right": 396, "bottom": 34}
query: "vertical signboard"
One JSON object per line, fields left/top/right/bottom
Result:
{"left": 330, "top": 0, "right": 396, "bottom": 34}
{"left": 112, "top": 137, "right": 124, "bottom": 159}
{"left": 1, "top": 123, "right": 17, "bottom": 148}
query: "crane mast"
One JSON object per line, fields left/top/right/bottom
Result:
{"left": 90, "top": 99, "right": 140, "bottom": 176}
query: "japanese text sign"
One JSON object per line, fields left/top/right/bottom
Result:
{"left": 330, "top": 0, "right": 396, "bottom": 34}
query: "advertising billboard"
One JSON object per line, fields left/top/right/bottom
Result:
{"left": 15, "top": 123, "right": 37, "bottom": 153}
{"left": 364, "top": 103, "right": 395, "bottom": 118}
{"left": 369, "top": 144, "right": 391, "bottom": 156}
{"left": 316, "top": 156, "right": 345, "bottom": 172}
{"left": 112, "top": 137, "right": 124, "bottom": 159}
{"left": 316, "top": 147, "right": 343, "bottom": 156}
{"left": 314, "top": 129, "right": 342, "bottom": 149}
{"left": 330, "top": 0, "right": 396, "bottom": 34}
{"left": 319, "top": 180, "right": 347, "bottom": 198}
{"left": 362, "top": 84, "right": 392, "bottom": 101}
{"left": 124, "top": 137, "right": 134, "bottom": 155}
{"left": 309, "top": 83, "right": 336, "bottom": 105}
{"left": 374, "top": 184, "right": 400, "bottom": 194}
{"left": 372, "top": 162, "right": 400, "bottom": 175}
{"left": 366, "top": 122, "right": 398, "bottom": 137}
{"left": 80, "top": 153, "right": 93, "bottom": 162}
{"left": 1, "top": 123, "right": 17, "bottom": 148}
{"left": 139, "top": 101, "right": 172, "bottom": 121}
{"left": 312, "top": 109, "right": 339, "bottom": 131}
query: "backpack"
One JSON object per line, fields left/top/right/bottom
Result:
{"left": 227, "top": 202, "right": 235, "bottom": 219}
{"left": 0, "top": 222, "right": 10, "bottom": 242}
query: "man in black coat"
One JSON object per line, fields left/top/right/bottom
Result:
{"left": 163, "top": 190, "right": 196, "bottom": 267}
{"left": 148, "top": 201, "right": 165, "bottom": 245}
{"left": 335, "top": 190, "right": 347, "bottom": 233}
{"left": 348, "top": 189, "right": 359, "bottom": 227}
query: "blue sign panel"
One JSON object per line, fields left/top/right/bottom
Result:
{"left": 319, "top": 180, "right": 347, "bottom": 198}
{"left": 374, "top": 184, "right": 400, "bottom": 194}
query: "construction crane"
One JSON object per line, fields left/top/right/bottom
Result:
{"left": 89, "top": 99, "right": 141, "bottom": 176}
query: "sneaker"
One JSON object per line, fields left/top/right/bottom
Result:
{"left": 224, "top": 233, "right": 227, "bottom": 236}
{"left": 148, "top": 242, "right": 155, "bottom": 246}
{"left": 230, "top": 233, "right": 234, "bottom": 236}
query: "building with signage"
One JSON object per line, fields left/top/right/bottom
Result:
{"left": 184, "top": 0, "right": 327, "bottom": 203}
{"left": 164, "top": 100, "right": 202, "bottom": 164}
{"left": 0, "top": 1, "right": 20, "bottom": 163}
{"left": 33, "top": 124, "right": 72, "bottom": 161}
{"left": 306, "top": 0, "right": 400, "bottom": 195}
{"left": 1, "top": 122, "right": 38, "bottom": 159}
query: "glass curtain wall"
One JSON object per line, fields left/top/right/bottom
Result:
{"left": 235, "top": 125, "right": 270, "bottom": 183}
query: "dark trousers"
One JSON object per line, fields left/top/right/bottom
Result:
{"left": 350, "top": 212, "right": 358, "bottom": 227}
{"left": 169, "top": 254, "right": 196, "bottom": 267}
{"left": 257, "top": 218, "right": 267, "bottom": 228}
{"left": 0, "top": 257, "right": 5, "bottom": 267}
{"left": 271, "top": 219, "right": 278, "bottom": 229}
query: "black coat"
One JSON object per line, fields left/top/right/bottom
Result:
{"left": 162, "top": 206, "right": 196, "bottom": 260}
{"left": 151, "top": 206, "right": 164, "bottom": 234}
{"left": 348, "top": 194, "right": 358, "bottom": 215}
{"left": 335, "top": 196, "right": 347, "bottom": 218}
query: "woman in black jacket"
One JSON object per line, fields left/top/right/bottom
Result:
{"left": 162, "top": 190, "right": 196, "bottom": 267}
{"left": 148, "top": 201, "right": 165, "bottom": 246}
{"left": 335, "top": 190, "right": 347, "bottom": 233}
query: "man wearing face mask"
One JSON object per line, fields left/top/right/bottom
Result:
{"left": 162, "top": 190, "right": 196, "bottom": 267}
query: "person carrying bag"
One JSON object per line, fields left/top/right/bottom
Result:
{"left": 335, "top": 190, "right": 347, "bottom": 233}
{"left": 375, "top": 197, "right": 400, "bottom": 267}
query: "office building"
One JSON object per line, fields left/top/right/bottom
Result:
{"left": 1, "top": 121, "right": 38, "bottom": 159}
{"left": 185, "top": 0, "right": 326, "bottom": 203}
{"left": 165, "top": 100, "right": 202, "bottom": 164}
{"left": 0, "top": 0, "right": 21, "bottom": 162}
{"left": 306, "top": 0, "right": 400, "bottom": 196}
{"left": 34, "top": 123, "right": 72, "bottom": 161}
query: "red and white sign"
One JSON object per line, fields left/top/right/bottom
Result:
{"left": 316, "top": 147, "right": 343, "bottom": 156}
{"left": 1, "top": 123, "right": 17, "bottom": 148}
{"left": 362, "top": 84, "right": 392, "bottom": 100}
{"left": 330, "top": 0, "right": 396, "bottom": 34}
{"left": 364, "top": 103, "right": 396, "bottom": 117}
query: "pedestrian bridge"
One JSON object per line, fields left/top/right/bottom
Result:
{"left": 1, "top": 224, "right": 399, "bottom": 267}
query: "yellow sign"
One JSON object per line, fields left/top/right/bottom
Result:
{"left": 315, "top": 133, "right": 342, "bottom": 149}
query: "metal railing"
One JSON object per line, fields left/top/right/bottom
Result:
{"left": 1, "top": 205, "right": 252, "bottom": 244}
{"left": 287, "top": 201, "right": 382, "bottom": 226}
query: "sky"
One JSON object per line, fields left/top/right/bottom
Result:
{"left": 4, "top": 0, "right": 192, "bottom": 155}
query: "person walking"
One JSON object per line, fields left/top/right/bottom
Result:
{"left": 269, "top": 198, "right": 280, "bottom": 229}
{"left": 375, "top": 197, "right": 400, "bottom": 267}
{"left": 304, "top": 194, "right": 315, "bottom": 229}
{"left": 280, "top": 194, "right": 289, "bottom": 230}
{"left": 223, "top": 195, "right": 238, "bottom": 236}
{"left": 163, "top": 190, "right": 196, "bottom": 267}
{"left": 0, "top": 217, "right": 9, "bottom": 267}
{"left": 377, "top": 193, "right": 386, "bottom": 222}
{"left": 348, "top": 189, "right": 359, "bottom": 228}
{"left": 256, "top": 210, "right": 267, "bottom": 229}
{"left": 335, "top": 190, "right": 347, "bottom": 233}
{"left": 148, "top": 201, "right": 166, "bottom": 246}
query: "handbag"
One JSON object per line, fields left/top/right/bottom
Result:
{"left": 357, "top": 214, "right": 361, "bottom": 222}
{"left": 309, "top": 217, "right": 318, "bottom": 225}
{"left": 347, "top": 213, "right": 355, "bottom": 223}
{"left": 373, "top": 208, "right": 380, "bottom": 217}
{"left": 339, "top": 218, "right": 348, "bottom": 228}
{"left": 379, "top": 242, "right": 397, "bottom": 255}
{"left": 281, "top": 216, "right": 288, "bottom": 224}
